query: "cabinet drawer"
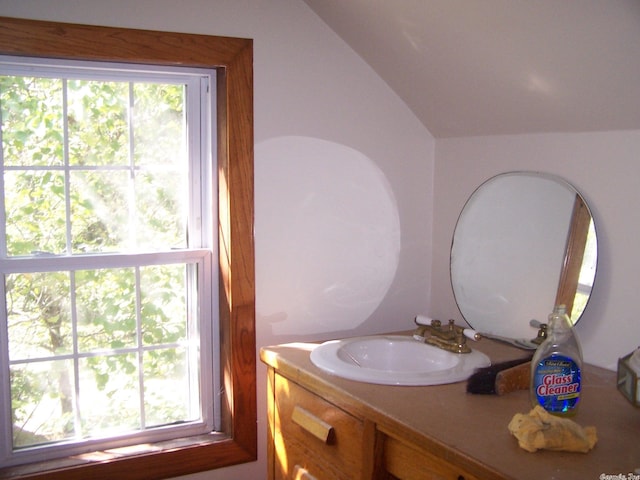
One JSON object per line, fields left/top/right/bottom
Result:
{"left": 274, "top": 374, "right": 366, "bottom": 480}
{"left": 384, "top": 435, "right": 481, "bottom": 480}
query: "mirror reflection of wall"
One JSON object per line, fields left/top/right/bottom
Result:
{"left": 450, "top": 172, "right": 597, "bottom": 343}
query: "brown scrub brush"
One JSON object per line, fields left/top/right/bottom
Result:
{"left": 466, "top": 356, "right": 532, "bottom": 395}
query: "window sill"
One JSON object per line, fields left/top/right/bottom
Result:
{"left": 0, "top": 432, "right": 256, "bottom": 480}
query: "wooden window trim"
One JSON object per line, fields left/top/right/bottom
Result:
{"left": 0, "top": 16, "right": 256, "bottom": 480}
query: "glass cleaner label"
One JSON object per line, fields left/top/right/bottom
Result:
{"left": 533, "top": 354, "right": 581, "bottom": 413}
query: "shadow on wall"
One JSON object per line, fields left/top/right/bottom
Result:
{"left": 255, "top": 136, "right": 400, "bottom": 337}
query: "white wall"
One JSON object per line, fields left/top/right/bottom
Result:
{"left": 432, "top": 131, "right": 640, "bottom": 371}
{"left": 0, "top": 1, "right": 434, "bottom": 478}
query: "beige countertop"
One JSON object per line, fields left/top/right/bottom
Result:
{"left": 260, "top": 334, "right": 640, "bottom": 480}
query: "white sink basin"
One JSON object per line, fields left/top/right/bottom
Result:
{"left": 309, "top": 335, "right": 491, "bottom": 386}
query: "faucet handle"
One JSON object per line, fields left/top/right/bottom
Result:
{"left": 529, "top": 319, "right": 544, "bottom": 329}
{"left": 414, "top": 315, "right": 443, "bottom": 329}
{"left": 463, "top": 328, "right": 481, "bottom": 341}
{"left": 529, "top": 319, "right": 547, "bottom": 344}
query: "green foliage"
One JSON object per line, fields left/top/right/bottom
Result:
{"left": 2, "top": 72, "right": 198, "bottom": 448}
{"left": 0, "top": 76, "right": 64, "bottom": 168}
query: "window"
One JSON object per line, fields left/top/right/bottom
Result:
{"left": 0, "top": 16, "right": 255, "bottom": 480}
{"left": 1, "top": 57, "right": 217, "bottom": 466}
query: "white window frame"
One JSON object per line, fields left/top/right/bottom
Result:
{"left": 0, "top": 56, "right": 220, "bottom": 468}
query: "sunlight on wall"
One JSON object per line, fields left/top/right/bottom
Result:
{"left": 255, "top": 136, "right": 400, "bottom": 336}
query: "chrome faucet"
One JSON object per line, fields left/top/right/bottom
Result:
{"left": 412, "top": 317, "right": 480, "bottom": 354}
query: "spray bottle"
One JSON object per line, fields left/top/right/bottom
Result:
{"left": 530, "top": 304, "right": 583, "bottom": 416}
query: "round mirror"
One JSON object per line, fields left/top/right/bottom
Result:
{"left": 450, "top": 172, "right": 597, "bottom": 344}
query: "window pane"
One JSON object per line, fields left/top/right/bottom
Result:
{"left": 143, "top": 347, "right": 196, "bottom": 426}
{"left": 6, "top": 261, "right": 202, "bottom": 452}
{"left": 133, "top": 83, "right": 185, "bottom": 167}
{"left": 76, "top": 268, "right": 137, "bottom": 351}
{"left": 79, "top": 353, "right": 140, "bottom": 436}
{"left": 11, "top": 359, "right": 76, "bottom": 448}
{"left": 4, "top": 170, "right": 67, "bottom": 256}
{"left": 0, "top": 75, "right": 64, "bottom": 167}
{"left": 140, "top": 264, "right": 187, "bottom": 345}
{"left": 70, "top": 170, "right": 129, "bottom": 253}
{"left": 6, "top": 271, "right": 72, "bottom": 359}
{"left": 135, "top": 170, "right": 188, "bottom": 249}
{"left": 67, "top": 79, "right": 129, "bottom": 167}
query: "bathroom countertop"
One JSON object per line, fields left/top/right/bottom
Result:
{"left": 260, "top": 335, "right": 640, "bottom": 480}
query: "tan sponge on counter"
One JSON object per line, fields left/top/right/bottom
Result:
{"left": 508, "top": 406, "right": 597, "bottom": 453}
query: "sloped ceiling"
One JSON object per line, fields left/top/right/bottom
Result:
{"left": 302, "top": 0, "right": 640, "bottom": 138}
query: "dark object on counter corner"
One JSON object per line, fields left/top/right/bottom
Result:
{"left": 467, "top": 356, "right": 532, "bottom": 395}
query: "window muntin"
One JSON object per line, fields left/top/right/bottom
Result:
{"left": 0, "top": 57, "right": 217, "bottom": 467}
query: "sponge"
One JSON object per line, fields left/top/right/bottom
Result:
{"left": 508, "top": 406, "right": 597, "bottom": 453}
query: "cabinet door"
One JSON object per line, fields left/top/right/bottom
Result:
{"left": 383, "top": 435, "right": 481, "bottom": 480}
{"left": 273, "top": 374, "right": 368, "bottom": 480}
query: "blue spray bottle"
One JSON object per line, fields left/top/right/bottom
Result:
{"left": 530, "top": 305, "right": 583, "bottom": 416}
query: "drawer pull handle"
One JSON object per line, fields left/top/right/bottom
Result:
{"left": 291, "top": 406, "right": 335, "bottom": 444}
{"left": 293, "top": 465, "right": 318, "bottom": 480}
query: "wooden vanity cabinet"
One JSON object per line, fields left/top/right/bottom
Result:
{"left": 266, "top": 367, "right": 482, "bottom": 480}
{"left": 263, "top": 341, "right": 640, "bottom": 480}
{"left": 380, "top": 433, "right": 481, "bottom": 480}
{"left": 267, "top": 370, "right": 379, "bottom": 479}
